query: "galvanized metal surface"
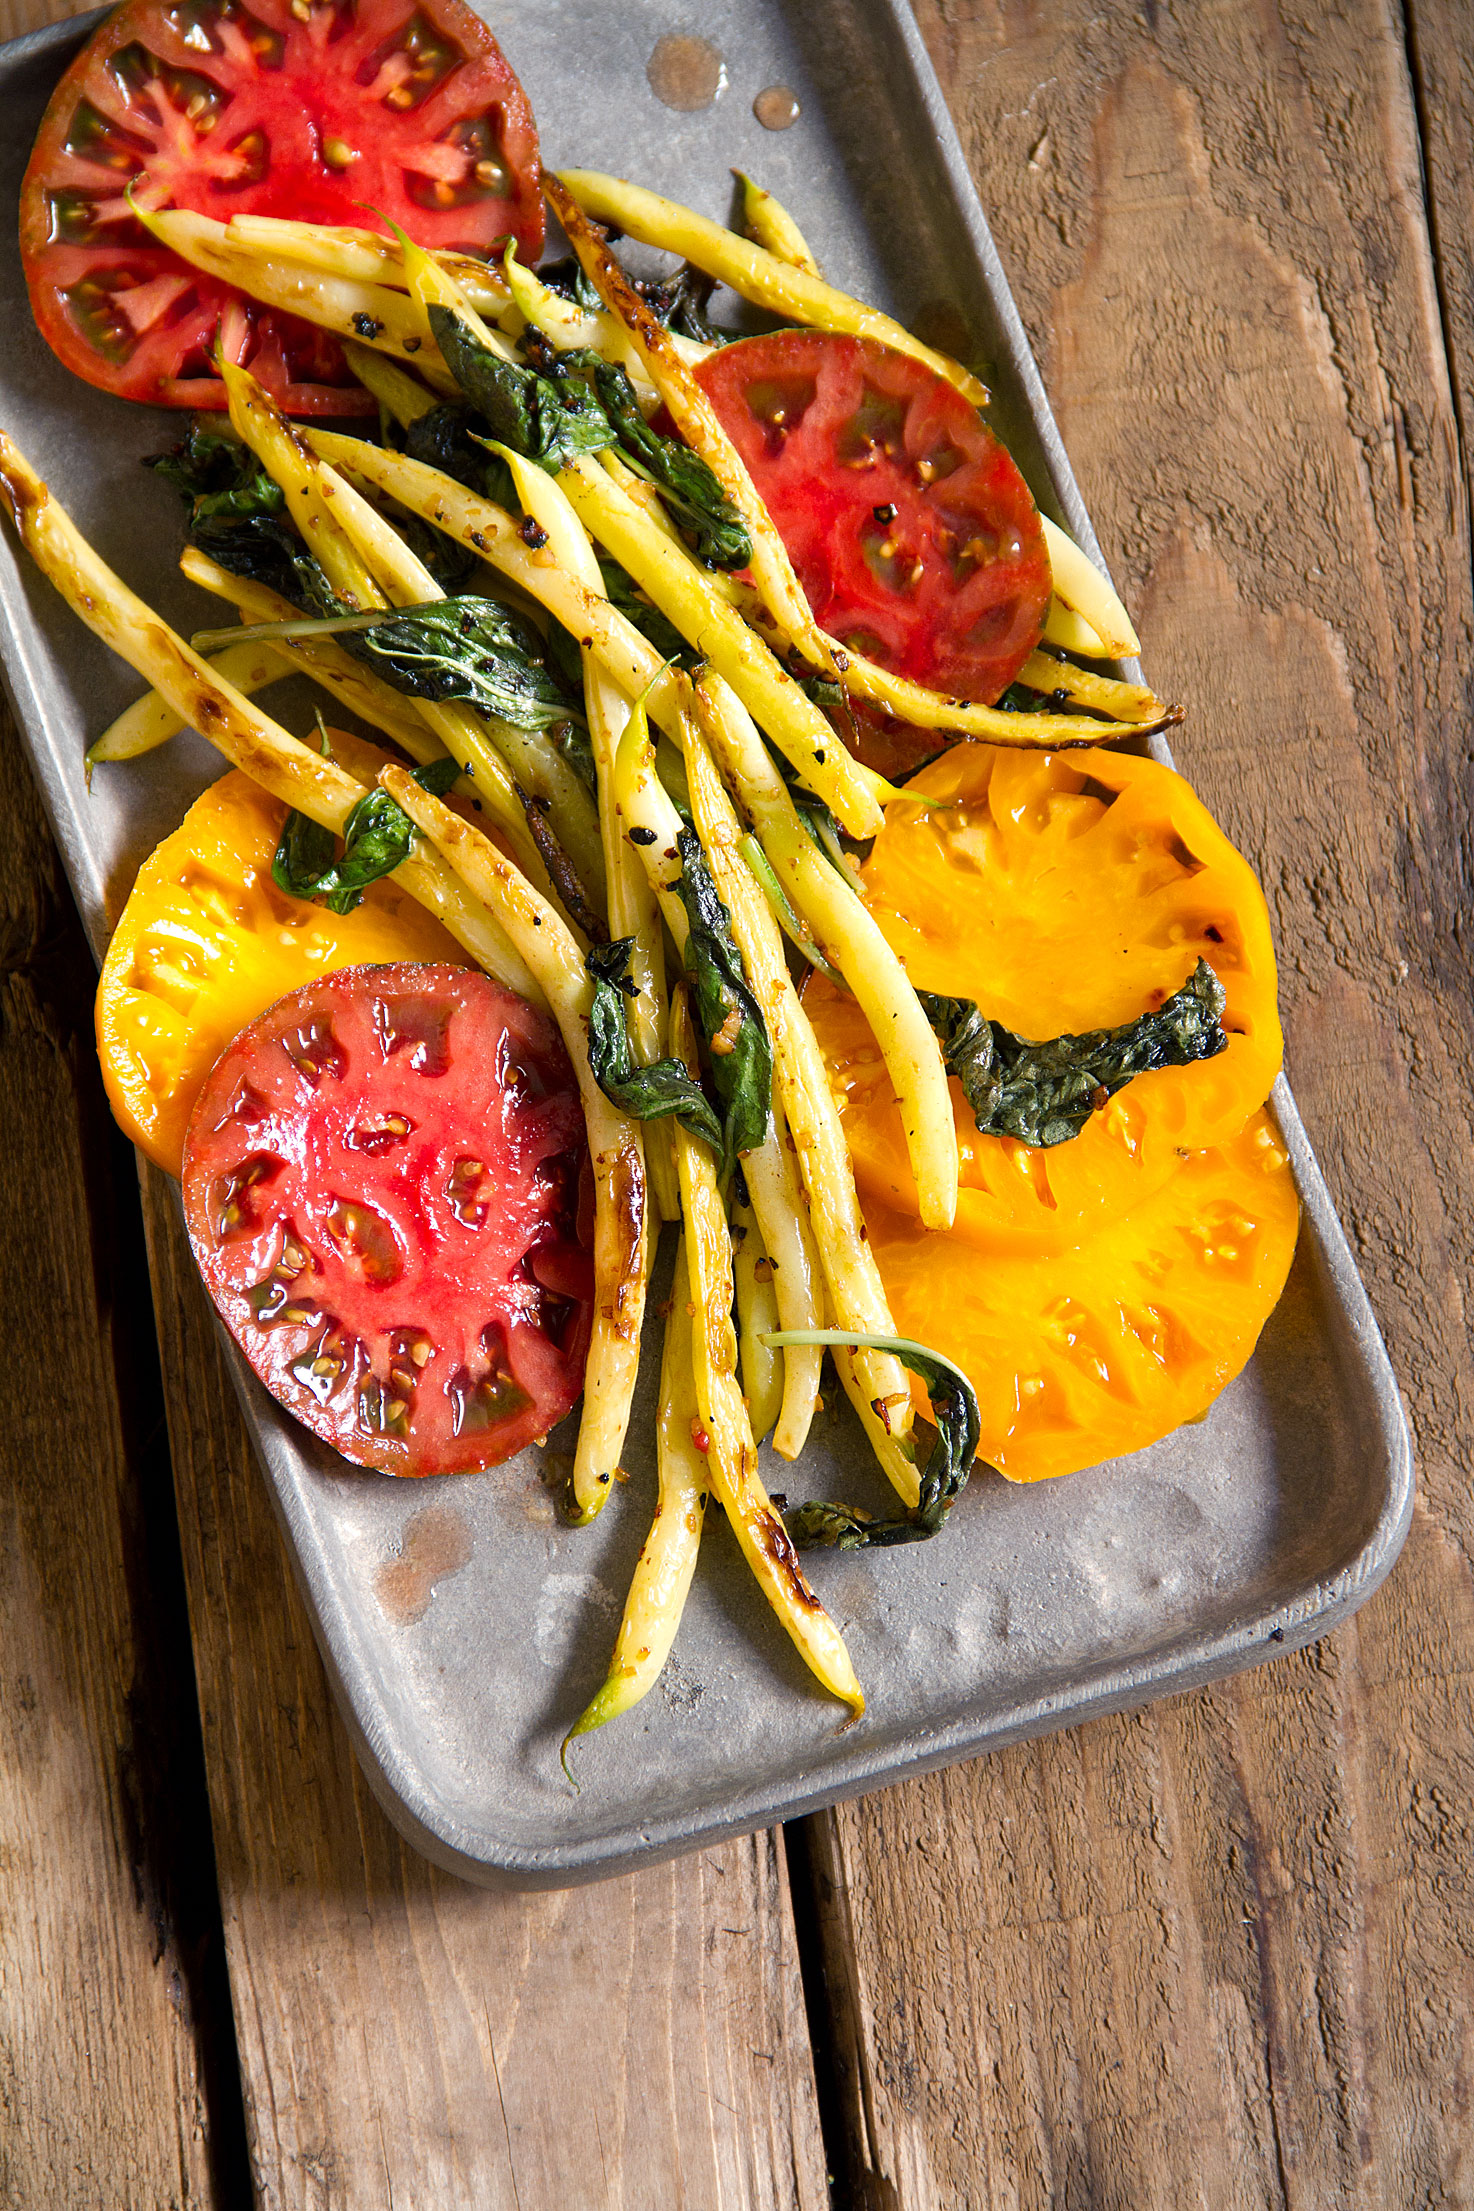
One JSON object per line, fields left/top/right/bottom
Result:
{"left": 0, "top": 0, "right": 1413, "bottom": 1887}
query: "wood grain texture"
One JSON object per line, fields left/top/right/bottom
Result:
{"left": 804, "top": 1, "right": 1474, "bottom": 2205}
{"left": 0, "top": 700, "right": 231, "bottom": 2210}
{"left": 0, "top": 0, "right": 87, "bottom": 39}
{"left": 138, "top": 1164, "right": 829, "bottom": 2211}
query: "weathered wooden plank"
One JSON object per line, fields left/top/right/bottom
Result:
{"left": 2, "top": 0, "right": 825, "bottom": 2188}
{"left": 802, "top": 1, "right": 1474, "bottom": 2204}
{"left": 138, "top": 1163, "right": 829, "bottom": 2211}
{"left": 0, "top": 0, "right": 78, "bottom": 38}
{"left": 0, "top": 702, "right": 232, "bottom": 2209}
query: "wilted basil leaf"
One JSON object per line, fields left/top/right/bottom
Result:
{"left": 923, "top": 957, "right": 1229, "bottom": 1148}
{"left": 585, "top": 938, "right": 726, "bottom": 1154}
{"left": 342, "top": 597, "right": 577, "bottom": 732}
{"left": 633, "top": 265, "right": 725, "bottom": 348}
{"left": 675, "top": 829, "right": 771, "bottom": 1166}
{"left": 429, "top": 305, "right": 615, "bottom": 474}
{"left": 586, "top": 357, "right": 750, "bottom": 569}
{"left": 764, "top": 1329, "right": 983, "bottom": 1549}
{"left": 146, "top": 420, "right": 285, "bottom": 523}
{"left": 272, "top": 757, "right": 460, "bottom": 915}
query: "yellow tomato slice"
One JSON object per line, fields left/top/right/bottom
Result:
{"left": 97, "top": 770, "right": 465, "bottom": 1174}
{"left": 806, "top": 743, "right": 1283, "bottom": 1246}
{"left": 866, "top": 1109, "right": 1300, "bottom": 1483}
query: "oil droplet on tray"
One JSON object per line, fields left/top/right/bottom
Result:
{"left": 647, "top": 33, "right": 727, "bottom": 112}
{"left": 375, "top": 1502, "right": 473, "bottom": 1624}
{"left": 753, "top": 84, "right": 801, "bottom": 131}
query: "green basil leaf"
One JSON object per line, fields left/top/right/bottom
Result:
{"left": 271, "top": 757, "right": 461, "bottom": 916}
{"left": 923, "top": 958, "right": 1229, "bottom": 1148}
{"left": 762, "top": 1329, "right": 983, "bottom": 1548}
{"left": 412, "top": 755, "right": 462, "bottom": 798}
{"left": 675, "top": 829, "right": 772, "bottom": 1167}
{"left": 340, "top": 596, "right": 577, "bottom": 733}
{"left": 589, "top": 357, "right": 750, "bottom": 570}
{"left": 189, "top": 509, "right": 337, "bottom": 612}
{"left": 585, "top": 938, "right": 726, "bottom": 1154}
{"left": 147, "top": 420, "right": 285, "bottom": 523}
{"left": 270, "top": 809, "right": 339, "bottom": 903}
{"left": 187, "top": 503, "right": 577, "bottom": 736}
{"left": 320, "top": 788, "right": 415, "bottom": 914}
{"left": 403, "top": 401, "right": 506, "bottom": 497}
{"left": 548, "top": 716, "right": 598, "bottom": 796}
{"left": 429, "top": 305, "right": 616, "bottom": 474}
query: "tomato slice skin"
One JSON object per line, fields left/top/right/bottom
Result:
{"left": 21, "top": 0, "right": 543, "bottom": 413}
{"left": 695, "top": 331, "right": 1051, "bottom": 705}
{"left": 182, "top": 963, "right": 593, "bottom": 1474}
{"left": 97, "top": 768, "right": 467, "bottom": 1175}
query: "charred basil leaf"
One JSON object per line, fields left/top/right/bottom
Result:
{"left": 585, "top": 938, "right": 726, "bottom": 1154}
{"left": 428, "top": 305, "right": 615, "bottom": 474}
{"left": 763, "top": 1329, "right": 983, "bottom": 1548}
{"left": 272, "top": 757, "right": 460, "bottom": 916}
{"left": 532, "top": 254, "right": 606, "bottom": 317}
{"left": 675, "top": 829, "right": 772, "bottom": 1167}
{"left": 404, "top": 400, "right": 496, "bottom": 488}
{"left": 189, "top": 508, "right": 333, "bottom": 610}
{"left": 585, "top": 356, "right": 750, "bottom": 569}
{"left": 633, "top": 264, "right": 725, "bottom": 348}
{"left": 923, "top": 958, "right": 1229, "bottom": 1148}
{"left": 146, "top": 420, "right": 285, "bottom": 523}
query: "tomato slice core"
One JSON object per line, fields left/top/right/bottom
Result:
{"left": 21, "top": 0, "right": 543, "bottom": 413}
{"left": 696, "top": 331, "right": 1051, "bottom": 705}
{"left": 182, "top": 963, "right": 593, "bottom": 1474}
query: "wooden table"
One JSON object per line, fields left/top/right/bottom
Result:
{"left": 3, "top": 0, "right": 1470, "bottom": 2201}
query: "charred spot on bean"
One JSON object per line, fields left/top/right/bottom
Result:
{"left": 755, "top": 1510, "right": 825, "bottom": 1609}
{"left": 351, "top": 312, "right": 385, "bottom": 339}
{"left": 628, "top": 825, "right": 657, "bottom": 846}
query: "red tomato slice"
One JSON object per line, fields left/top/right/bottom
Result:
{"left": 696, "top": 331, "right": 1051, "bottom": 704}
{"left": 182, "top": 963, "right": 593, "bottom": 1474}
{"left": 20, "top": 0, "right": 543, "bottom": 414}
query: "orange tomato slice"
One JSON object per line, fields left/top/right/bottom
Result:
{"left": 865, "top": 1108, "right": 1300, "bottom": 1483}
{"left": 97, "top": 770, "right": 465, "bottom": 1175}
{"left": 806, "top": 743, "right": 1283, "bottom": 1247}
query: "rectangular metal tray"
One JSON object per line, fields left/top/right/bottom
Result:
{"left": 0, "top": 0, "right": 1413, "bottom": 1887}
